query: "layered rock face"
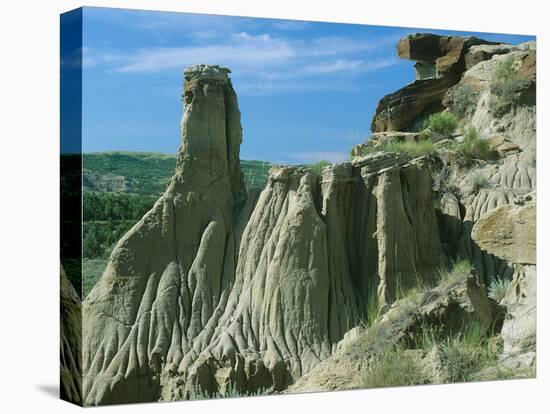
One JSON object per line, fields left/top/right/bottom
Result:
{"left": 371, "top": 33, "right": 499, "bottom": 132}
{"left": 444, "top": 47, "right": 536, "bottom": 280}
{"left": 352, "top": 33, "right": 536, "bottom": 381}
{"left": 362, "top": 34, "right": 536, "bottom": 282}
{"left": 472, "top": 194, "right": 536, "bottom": 368}
{"left": 81, "top": 65, "right": 445, "bottom": 405}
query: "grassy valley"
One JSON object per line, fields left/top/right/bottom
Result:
{"left": 81, "top": 152, "right": 271, "bottom": 297}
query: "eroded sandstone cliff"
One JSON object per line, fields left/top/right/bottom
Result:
{"left": 79, "top": 32, "right": 536, "bottom": 405}
{"left": 81, "top": 65, "right": 446, "bottom": 405}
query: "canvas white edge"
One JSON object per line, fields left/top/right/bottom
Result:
{"left": 0, "top": 1, "right": 547, "bottom": 413}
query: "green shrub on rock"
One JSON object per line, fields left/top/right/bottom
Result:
{"left": 420, "top": 112, "right": 458, "bottom": 141}
{"left": 387, "top": 140, "right": 435, "bottom": 157}
{"left": 447, "top": 84, "right": 478, "bottom": 119}
{"left": 465, "top": 172, "right": 490, "bottom": 194}
{"left": 493, "top": 56, "right": 518, "bottom": 81}
{"left": 489, "top": 56, "right": 534, "bottom": 116}
{"left": 427, "top": 112, "right": 458, "bottom": 136}
{"left": 455, "top": 128, "right": 496, "bottom": 161}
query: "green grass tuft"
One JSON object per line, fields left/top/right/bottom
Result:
{"left": 448, "top": 84, "right": 478, "bottom": 119}
{"left": 363, "top": 345, "right": 430, "bottom": 388}
{"left": 488, "top": 276, "right": 510, "bottom": 303}
{"left": 439, "top": 321, "right": 500, "bottom": 383}
{"left": 493, "top": 56, "right": 518, "bottom": 82}
{"left": 455, "top": 128, "right": 495, "bottom": 161}
{"left": 188, "top": 382, "right": 267, "bottom": 400}
{"left": 489, "top": 56, "right": 533, "bottom": 116}
{"left": 439, "top": 259, "right": 473, "bottom": 284}
{"left": 466, "top": 172, "right": 490, "bottom": 194}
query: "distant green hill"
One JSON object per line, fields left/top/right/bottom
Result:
{"left": 76, "top": 152, "right": 271, "bottom": 297}
{"left": 83, "top": 152, "right": 271, "bottom": 195}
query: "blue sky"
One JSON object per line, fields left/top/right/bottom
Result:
{"left": 81, "top": 7, "right": 534, "bottom": 164}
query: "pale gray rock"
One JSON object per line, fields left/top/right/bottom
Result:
{"left": 471, "top": 194, "right": 535, "bottom": 265}
{"left": 61, "top": 267, "right": 82, "bottom": 404}
{"left": 500, "top": 264, "right": 536, "bottom": 367}
{"left": 81, "top": 70, "right": 445, "bottom": 402}
{"left": 464, "top": 44, "right": 514, "bottom": 70}
{"left": 289, "top": 270, "right": 495, "bottom": 392}
{"left": 82, "top": 65, "right": 246, "bottom": 405}
{"left": 79, "top": 36, "right": 537, "bottom": 403}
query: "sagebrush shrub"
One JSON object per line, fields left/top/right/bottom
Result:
{"left": 455, "top": 128, "right": 495, "bottom": 161}
{"left": 424, "top": 112, "right": 458, "bottom": 137}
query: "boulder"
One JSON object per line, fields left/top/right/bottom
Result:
{"left": 471, "top": 195, "right": 536, "bottom": 368}
{"left": 487, "top": 136, "right": 520, "bottom": 154}
{"left": 471, "top": 193, "right": 535, "bottom": 265}
{"left": 469, "top": 193, "right": 536, "bottom": 369}
{"left": 464, "top": 44, "right": 514, "bottom": 70}
{"left": 397, "top": 33, "right": 497, "bottom": 76}
{"left": 371, "top": 76, "right": 453, "bottom": 132}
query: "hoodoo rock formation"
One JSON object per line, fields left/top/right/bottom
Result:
{"left": 81, "top": 65, "right": 445, "bottom": 405}
{"left": 83, "top": 65, "right": 247, "bottom": 404}
{"left": 78, "top": 32, "right": 536, "bottom": 405}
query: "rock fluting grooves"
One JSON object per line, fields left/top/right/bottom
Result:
{"left": 83, "top": 65, "right": 247, "bottom": 404}
{"left": 80, "top": 32, "right": 536, "bottom": 405}
{"left": 61, "top": 267, "right": 82, "bottom": 404}
{"left": 81, "top": 65, "right": 445, "bottom": 405}
{"left": 349, "top": 33, "right": 536, "bottom": 382}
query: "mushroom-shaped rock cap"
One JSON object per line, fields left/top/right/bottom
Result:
{"left": 183, "top": 64, "right": 232, "bottom": 82}
{"left": 397, "top": 33, "right": 499, "bottom": 69}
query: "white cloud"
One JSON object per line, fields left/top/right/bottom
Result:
{"left": 300, "top": 58, "right": 397, "bottom": 76}
{"left": 84, "top": 30, "right": 400, "bottom": 93}
{"left": 100, "top": 32, "right": 295, "bottom": 73}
